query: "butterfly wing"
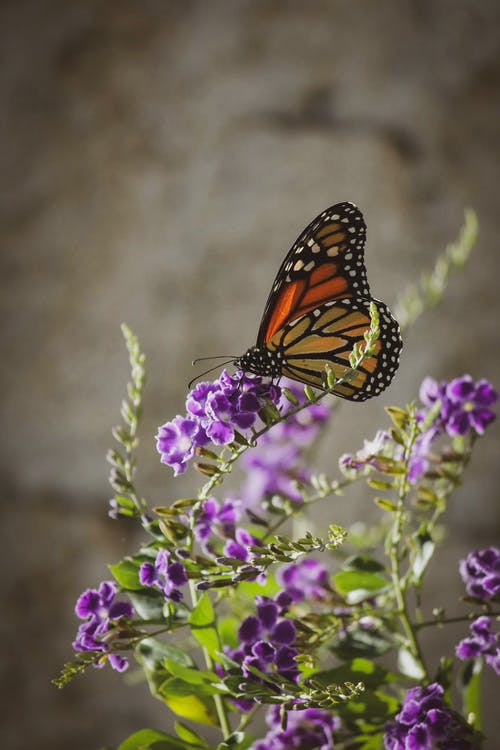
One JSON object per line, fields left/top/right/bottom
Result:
{"left": 264, "top": 297, "right": 402, "bottom": 401}
{"left": 256, "top": 202, "right": 369, "bottom": 347}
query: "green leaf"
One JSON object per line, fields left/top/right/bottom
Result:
{"left": 164, "top": 659, "right": 219, "bottom": 686}
{"left": 314, "top": 658, "right": 400, "bottom": 690}
{"left": 163, "top": 691, "right": 217, "bottom": 726}
{"left": 343, "top": 556, "right": 386, "bottom": 573}
{"left": 334, "top": 687, "right": 399, "bottom": 724}
{"left": 373, "top": 496, "right": 398, "bottom": 512}
{"left": 398, "top": 647, "right": 425, "bottom": 680}
{"left": 189, "top": 593, "right": 220, "bottom": 660}
{"left": 334, "top": 570, "right": 389, "bottom": 603}
{"left": 158, "top": 677, "right": 227, "bottom": 698}
{"left": 460, "top": 659, "right": 483, "bottom": 731}
{"left": 117, "top": 728, "right": 186, "bottom": 750}
{"left": 331, "top": 629, "right": 393, "bottom": 660}
{"left": 137, "top": 639, "right": 194, "bottom": 671}
{"left": 385, "top": 406, "right": 410, "bottom": 430}
{"left": 174, "top": 722, "right": 209, "bottom": 747}
{"left": 412, "top": 527, "right": 435, "bottom": 582}
{"left": 109, "top": 559, "right": 143, "bottom": 590}
{"left": 128, "top": 590, "right": 165, "bottom": 620}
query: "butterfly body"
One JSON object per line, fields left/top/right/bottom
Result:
{"left": 235, "top": 202, "right": 402, "bottom": 402}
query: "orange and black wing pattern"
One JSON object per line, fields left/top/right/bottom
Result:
{"left": 238, "top": 202, "right": 402, "bottom": 402}
{"left": 257, "top": 202, "right": 369, "bottom": 347}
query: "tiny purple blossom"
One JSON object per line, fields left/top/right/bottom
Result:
{"left": 139, "top": 549, "right": 188, "bottom": 602}
{"left": 73, "top": 580, "right": 133, "bottom": 672}
{"left": 420, "top": 375, "right": 498, "bottom": 438}
{"left": 224, "top": 527, "right": 259, "bottom": 562}
{"left": 459, "top": 547, "right": 500, "bottom": 600}
{"left": 156, "top": 416, "right": 206, "bottom": 475}
{"left": 157, "top": 370, "right": 282, "bottom": 475}
{"left": 194, "top": 497, "right": 241, "bottom": 548}
{"left": 384, "top": 683, "right": 478, "bottom": 750}
{"left": 226, "top": 594, "right": 300, "bottom": 702}
{"left": 277, "top": 558, "right": 330, "bottom": 603}
{"left": 456, "top": 616, "right": 500, "bottom": 675}
{"left": 253, "top": 705, "right": 340, "bottom": 750}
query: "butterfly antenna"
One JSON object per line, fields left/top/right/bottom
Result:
{"left": 188, "top": 359, "right": 236, "bottom": 390}
{"left": 192, "top": 354, "right": 237, "bottom": 365}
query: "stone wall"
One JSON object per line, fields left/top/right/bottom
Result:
{"left": 2, "top": 1, "right": 500, "bottom": 747}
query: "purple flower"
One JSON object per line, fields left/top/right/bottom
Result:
{"left": 253, "top": 705, "right": 340, "bottom": 750}
{"left": 156, "top": 416, "right": 207, "bottom": 476}
{"left": 225, "top": 595, "right": 300, "bottom": 701}
{"left": 224, "top": 527, "right": 260, "bottom": 562}
{"left": 407, "top": 425, "right": 440, "bottom": 484}
{"left": 73, "top": 581, "right": 133, "bottom": 671}
{"left": 157, "top": 370, "right": 281, "bottom": 474}
{"left": 241, "top": 441, "right": 310, "bottom": 504}
{"left": 459, "top": 547, "right": 500, "bottom": 600}
{"left": 456, "top": 616, "right": 500, "bottom": 675}
{"left": 420, "top": 375, "right": 498, "bottom": 438}
{"left": 139, "top": 549, "right": 188, "bottom": 602}
{"left": 384, "top": 683, "right": 478, "bottom": 749}
{"left": 193, "top": 497, "right": 241, "bottom": 549}
{"left": 277, "top": 558, "right": 330, "bottom": 603}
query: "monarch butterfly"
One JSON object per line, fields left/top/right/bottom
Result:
{"left": 234, "top": 202, "right": 402, "bottom": 401}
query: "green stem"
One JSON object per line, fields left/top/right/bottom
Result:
{"left": 188, "top": 579, "right": 231, "bottom": 740}
{"left": 389, "top": 416, "right": 429, "bottom": 681}
{"left": 414, "top": 611, "right": 500, "bottom": 630}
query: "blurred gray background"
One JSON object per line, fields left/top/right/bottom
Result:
{"left": 2, "top": 1, "right": 500, "bottom": 748}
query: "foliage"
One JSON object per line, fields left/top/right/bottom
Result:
{"left": 55, "top": 212, "right": 500, "bottom": 750}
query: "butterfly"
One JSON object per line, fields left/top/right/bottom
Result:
{"left": 234, "top": 202, "right": 402, "bottom": 401}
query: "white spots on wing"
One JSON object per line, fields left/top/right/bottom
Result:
{"left": 304, "top": 260, "right": 315, "bottom": 272}
{"left": 326, "top": 246, "right": 339, "bottom": 256}
{"left": 293, "top": 259, "right": 305, "bottom": 271}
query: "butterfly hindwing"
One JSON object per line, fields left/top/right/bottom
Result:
{"left": 257, "top": 202, "right": 369, "bottom": 347}
{"left": 264, "top": 297, "right": 402, "bottom": 401}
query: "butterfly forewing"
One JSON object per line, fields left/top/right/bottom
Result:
{"left": 257, "top": 202, "right": 369, "bottom": 347}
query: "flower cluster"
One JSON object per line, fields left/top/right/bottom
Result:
{"left": 139, "top": 549, "right": 188, "bottom": 602}
{"left": 459, "top": 547, "right": 500, "bottom": 600}
{"left": 419, "top": 375, "right": 498, "bottom": 437}
{"left": 157, "top": 370, "right": 281, "bottom": 475}
{"left": 410, "top": 375, "right": 497, "bottom": 484}
{"left": 277, "top": 558, "right": 330, "bottom": 603}
{"left": 73, "top": 581, "right": 133, "bottom": 672}
{"left": 253, "top": 705, "right": 339, "bottom": 750}
{"left": 226, "top": 595, "right": 299, "bottom": 709}
{"left": 384, "top": 683, "right": 478, "bottom": 750}
{"left": 456, "top": 616, "right": 500, "bottom": 675}
{"left": 240, "top": 380, "right": 329, "bottom": 505}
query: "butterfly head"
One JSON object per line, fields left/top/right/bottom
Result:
{"left": 235, "top": 346, "right": 283, "bottom": 379}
